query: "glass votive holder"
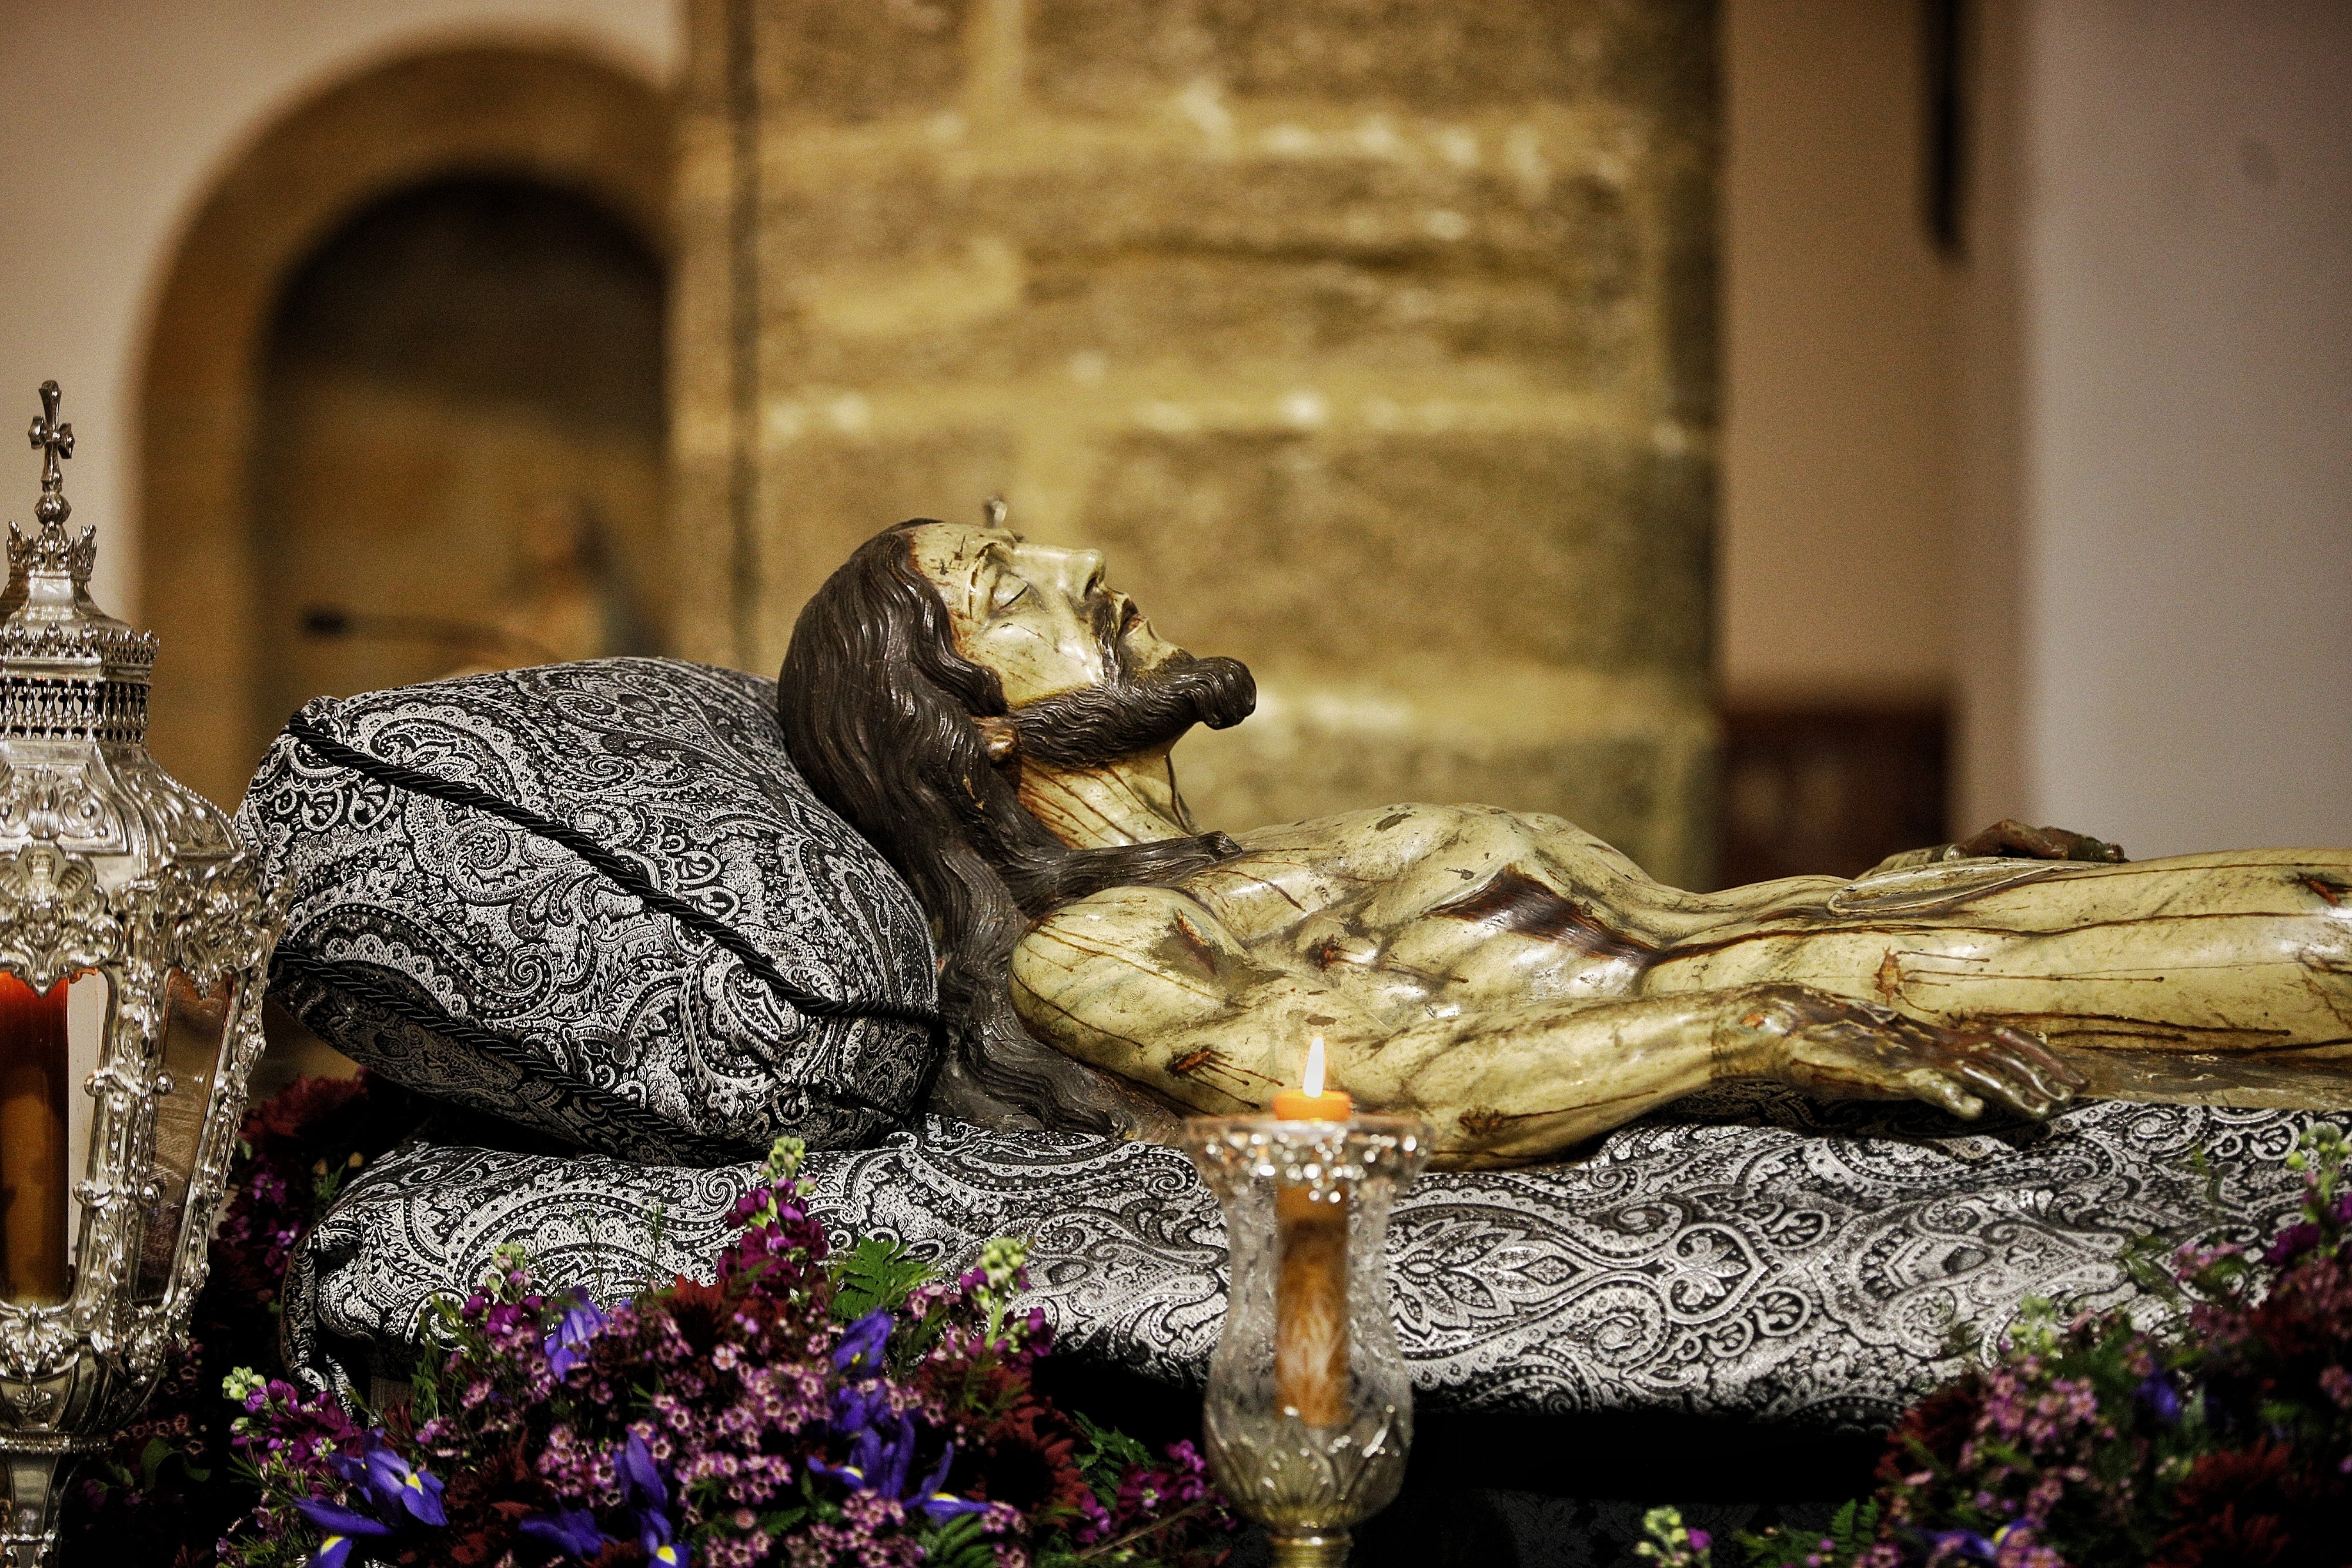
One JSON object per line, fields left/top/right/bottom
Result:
{"left": 1181, "top": 1113, "right": 1432, "bottom": 1568}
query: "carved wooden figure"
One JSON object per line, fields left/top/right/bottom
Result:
{"left": 778, "top": 514, "right": 2352, "bottom": 1168}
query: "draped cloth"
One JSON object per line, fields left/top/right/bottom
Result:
{"left": 287, "top": 1087, "right": 2316, "bottom": 1430}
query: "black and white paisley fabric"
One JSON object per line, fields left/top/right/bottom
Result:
{"left": 236, "top": 658, "right": 939, "bottom": 1162}
{"left": 289, "top": 1089, "right": 2320, "bottom": 1428}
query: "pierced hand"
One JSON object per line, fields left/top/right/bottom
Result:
{"left": 1953, "top": 819, "right": 2127, "bottom": 864}
{"left": 1723, "top": 986, "right": 2088, "bottom": 1121}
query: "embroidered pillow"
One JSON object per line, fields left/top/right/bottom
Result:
{"left": 236, "top": 657, "right": 938, "bottom": 1162}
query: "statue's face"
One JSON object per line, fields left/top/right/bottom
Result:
{"left": 904, "top": 522, "right": 1184, "bottom": 704}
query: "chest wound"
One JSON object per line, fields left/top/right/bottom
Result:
{"left": 1430, "top": 865, "right": 1656, "bottom": 965}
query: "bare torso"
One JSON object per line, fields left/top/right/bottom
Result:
{"left": 856, "top": 519, "right": 2352, "bottom": 1165}
{"left": 1010, "top": 803, "right": 2352, "bottom": 1165}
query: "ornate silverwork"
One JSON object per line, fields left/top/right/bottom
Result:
{"left": 0, "top": 383, "right": 286, "bottom": 1565}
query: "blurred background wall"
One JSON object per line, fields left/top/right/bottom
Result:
{"left": 671, "top": 0, "right": 1720, "bottom": 888}
{"left": 0, "top": 0, "right": 2344, "bottom": 881}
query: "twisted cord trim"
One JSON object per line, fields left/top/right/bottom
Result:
{"left": 284, "top": 714, "right": 940, "bottom": 1034}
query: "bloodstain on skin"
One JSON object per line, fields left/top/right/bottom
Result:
{"left": 1150, "top": 915, "right": 1222, "bottom": 978}
{"left": 2300, "top": 874, "right": 2351, "bottom": 907}
{"left": 1431, "top": 866, "right": 1655, "bottom": 964}
{"left": 1875, "top": 949, "right": 1905, "bottom": 1001}
{"left": 1307, "top": 934, "right": 1376, "bottom": 969}
{"left": 1458, "top": 1106, "right": 1508, "bottom": 1139}
{"left": 1167, "top": 1047, "right": 1286, "bottom": 1089}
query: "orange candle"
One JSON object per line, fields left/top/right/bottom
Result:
{"left": 1272, "top": 1037, "right": 1351, "bottom": 1427}
{"left": 0, "top": 974, "right": 72, "bottom": 1303}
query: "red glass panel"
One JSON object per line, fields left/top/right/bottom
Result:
{"left": 0, "top": 974, "right": 71, "bottom": 1303}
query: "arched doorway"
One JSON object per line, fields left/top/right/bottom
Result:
{"left": 255, "top": 177, "right": 667, "bottom": 733}
{"left": 138, "top": 45, "right": 669, "bottom": 807}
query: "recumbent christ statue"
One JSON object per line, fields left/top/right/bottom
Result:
{"left": 776, "top": 513, "right": 2352, "bottom": 1169}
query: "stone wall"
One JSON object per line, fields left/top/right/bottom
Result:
{"left": 674, "top": 0, "right": 1720, "bottom": 885}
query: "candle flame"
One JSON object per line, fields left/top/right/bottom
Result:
{"left": 1303, "top": 1035, "right": 1326, "bottom": 1098}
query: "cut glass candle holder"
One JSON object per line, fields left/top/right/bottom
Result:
{"left": 1181, "top": 1112, "right": 1431, "bottom": 1568}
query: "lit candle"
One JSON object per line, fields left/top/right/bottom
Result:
{"left": 1272, "top": 1037, "right": 1351, "bottom": 1427}
{"left": 0, "top": 974, "right": 72, "bottom": 1303}
{"left": 1272, "top": 1032, "right": 1354, "bottom": 1123}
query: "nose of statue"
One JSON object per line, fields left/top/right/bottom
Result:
{"left": 1022, "top": 543, "right": 1105, "bottom": 598}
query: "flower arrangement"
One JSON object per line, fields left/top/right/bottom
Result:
{"left": 1648, "top": 1123, "right": 2352, "bottom": 1568}
{"left": 58, "top": 1076, "right": 1234, "bottom": 1568}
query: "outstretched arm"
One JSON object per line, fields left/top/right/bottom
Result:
{"left": 1011, "top": 887, "right": 2081, "bottom": 1168}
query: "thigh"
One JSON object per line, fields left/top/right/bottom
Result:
{"left": 1646, "top": 850, "right": 2352, "bottom": 1054}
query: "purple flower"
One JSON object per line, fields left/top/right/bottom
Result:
{"left": 544, "top": 1290, "right": 610, "bottom": 1379}
{"left": 806, "top": 1455, "right": 868, "bottom": 1488}
{"left": 808, "top": 1415, "right": 989, "bottom": 1526}
{"left": 852, "top": 1412, "right": 918, "bottom": 1500}
{"left": 913, "top": 1443, "right": 988, "bottom": 1526}
{"left": 613, "top": 1430, "right": 689, "bottom": 1566}
{"left": 1686, "top": 1529, "right": 1712, "bottom": 1554}
{"left": 833, "top": 1308, "right": 894, "bottom": 1376}
{"left": 1918, "top": 1529, "right": 1997, "bottom": 1563}
{"left": 295, "top": 1498, "right": 394, "bottom": 1568}
{"left": 640, "top": 1499, "right": 690, "bottom": 1568}
{"left": 917, "top": 1492, "right": 990, "bottom": 1524}
{"left": 517, "top": 1507, "right": 614, "bottom": 1559}
{"left": 2137, "top": 1370, "right": 2183, "bottom": 1426}
{"left": 326, "top": 1432, "right": 446, "bottom": 1528}
{"left": 2266, "top": 1220, "right": 2323, "bottom": 1265}
{"left": 617, "top": 1430, "right": 670, "bottom": 1514}
{"left": 830, "top": 1379, "right": 888, "bottom": 1436}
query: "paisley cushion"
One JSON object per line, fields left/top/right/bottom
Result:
{"left": 285, "top": 1094, "right": 2324, "bottom": 1427}
{"left": 235, "top": 657, "right": 939, "bottom": 1162}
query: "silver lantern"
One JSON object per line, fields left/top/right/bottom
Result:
{"left": 0, "top": 383, "right": 286, "bottom": 1565}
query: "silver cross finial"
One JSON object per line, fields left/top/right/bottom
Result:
{"left": 27, "top": 380, "right": 71, "bottom": 526}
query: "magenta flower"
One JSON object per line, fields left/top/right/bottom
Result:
{"left": 2266, "top": 1220, "right": 2323, "bottom": 1266}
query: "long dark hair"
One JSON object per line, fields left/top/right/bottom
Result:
{"left": 777, "top": 522, "right": 1245, "bottom": 1135}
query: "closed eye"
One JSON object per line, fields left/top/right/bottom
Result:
{"left": 991, "top": 576, "right": 1031, "bottom": 613}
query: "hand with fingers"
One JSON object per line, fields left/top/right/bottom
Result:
{"left": 1952, "top": 818, "right": 2127, "bottom": 864}
{"left": 1718, "top": 985, "right": 2087, "bottom": 1120}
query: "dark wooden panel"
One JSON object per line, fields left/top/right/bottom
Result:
{"left": 1718, "top": 701, "right": 1949, "bottom": 888}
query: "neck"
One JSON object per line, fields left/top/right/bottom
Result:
{"left": 1015, "top": 744, "right": 1194, "bottom": 848}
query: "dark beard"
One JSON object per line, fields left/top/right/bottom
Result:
{"left": 1008, "top": 597, "right": 1255, "bottom": 767}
